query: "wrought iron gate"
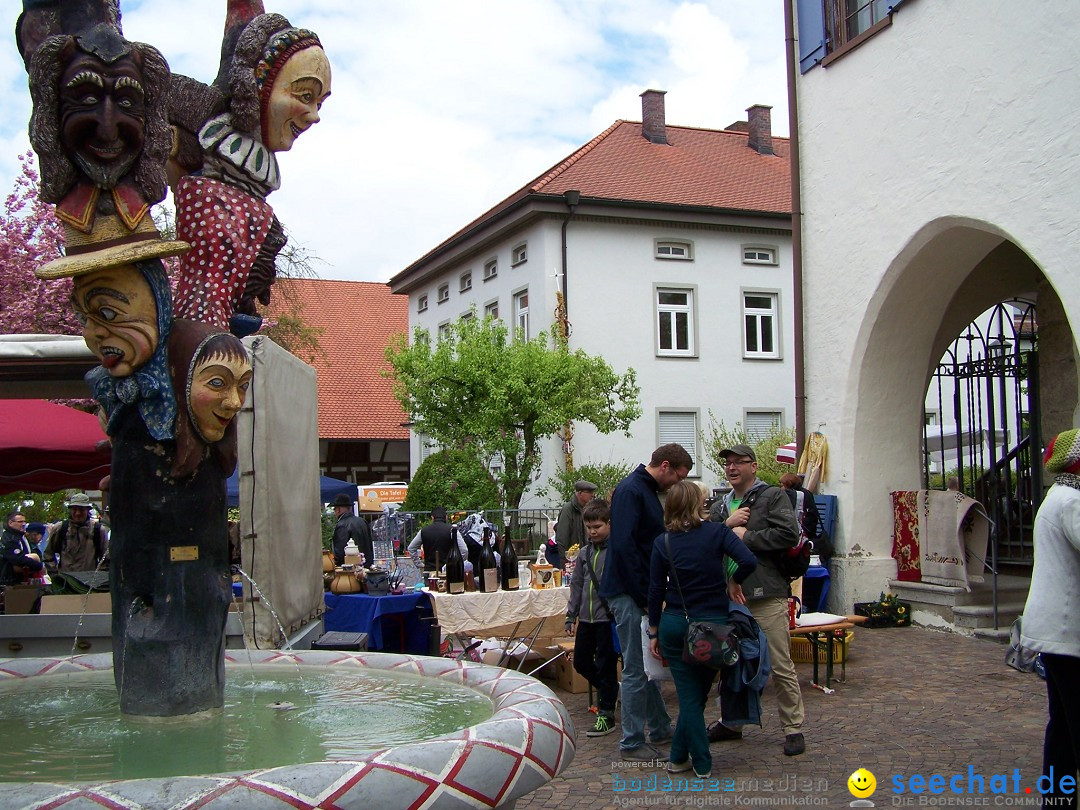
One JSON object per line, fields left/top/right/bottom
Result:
{"left": 922, "top": 300, "right": 1040, "bottom": 568}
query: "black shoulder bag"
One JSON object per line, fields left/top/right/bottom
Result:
{"left": 664, "top": 533, "right": 738, "bottom": 670}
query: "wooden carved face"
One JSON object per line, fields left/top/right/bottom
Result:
{"left": 58, "top": 51, "right": 146, "bottom": 189}
{"left": 263, "top": 46, "right": 331, "bottom": 152}
{"left": 189, "top": 341, "right": 252, "bottom": 443}
{"left": 71, "top": 265, "right": 158, "bottom": 377}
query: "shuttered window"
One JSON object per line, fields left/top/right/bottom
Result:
{"left": 658, "top": 410, "right": 698, "bottom": 473}
{"left": 745, "top": 411, "right": 782, "bottom": 441}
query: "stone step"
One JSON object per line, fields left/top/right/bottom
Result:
{"left": 953, "top": 601, "right": 1026, "bottom": 629}
{"left": 972, "top": 627, "right": 1012, "bottom": 644}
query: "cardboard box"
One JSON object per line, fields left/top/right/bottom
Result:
{"left": 3, "top": 584, "right": 46, "bottom": 614}
{"left": 552, "top": 640, "right": 621, "bottom": 694}
{"left": 39, "top": 592, "right": 112, "bottom": 614}
{"left": 529, "top": 564, "right": 555, "bottom": 589}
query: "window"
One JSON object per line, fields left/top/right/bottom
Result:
{"left": 483, "top": 258, "right": 498, "bottom": 280}
{"left": 742, "top": 246, "right": 777, "bottom": 265}
{"left": 460, "top": 272, "right": 472, "bottom": 293}
{"left": 743, "top": 291, "right": 779, "bottom": 358}
{"left": 655, "top": 240, "right": 693, "bottom": 260}
{"left": 513, "top": 289, "right": 529, "bottom": 340}
{"left": 656, "top": 287, "right": 695, "bottom": 357}
{"left": 744, "top": 411, "right": 782, "bottom": 441}
{"left": 437, "top": 283, "right": 449, "bottom": 304}
{"left": 417, "top": 294, "right": 428, "bottom": 313}
{"left": 460, "top": 310, "right": 473, "bottom": 322}
{"left": 484, "top": 299, "right": 499, "bottom": 320}
{"left": 658, "top": 411, "right": 698, "bottom": 474}
{"left": 419, "top": 433, "right": 439, "bottom": 462}
{"left": 511, "top": 243, "right": 527, "bottom": 266}
{"left": 797, "top": 0, "right": 897, "bottom": 72}
{"left": 437, "top": 321, "right": 450, "bottom": 338}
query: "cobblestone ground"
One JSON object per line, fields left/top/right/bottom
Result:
{"left": 519, "top": 626, "right": 1049, "bottom": 810}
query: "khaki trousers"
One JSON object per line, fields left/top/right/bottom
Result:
{"left": 749, "top": 596, "right": 805, "bottom": 734}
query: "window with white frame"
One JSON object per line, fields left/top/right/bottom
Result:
{"left": 744, "top": 410, "right": 782, "bottom": 441}
{"left": 656, "top": 287, "right": 695, "bottom": 356}
{"left": 419, "top": 433, "right": 439, "bottom": 462}
{"left": 483, "top": 258, "right": 498, "bottom": 280}
{"left": 511, "top": 243, "right": 527, "bottom": 266}
{"left": 437, "top": 283, "right": 450, "bottom": 304}
{"left": 655, "top": 239, "right": 693, "bottom": 260}
{"left": 460, "top": 271, "right": 472, "bottom": 293}
{"left": 437, "top": 321, "right": 450, "bottom": 338}
{"left": 460, "top": 310, "right": 473, "bottom": 322}
{"left": 512, "top": 289, "right": 529, "bottom": 340}
{"left": 417, "top": 294, "right": 428, "bottom": 313}
{"left": 484, "top": 299, "right": 499, "bottom": 320}
{"left": 743, "top": 291, "right": 779, "bottom": 358}
{"left": 658, "top": 410, "right": 698, "bottom": 474}
{"left": 742, "top": 245, "right": 777, "bottom": 265}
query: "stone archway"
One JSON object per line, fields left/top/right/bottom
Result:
{"left": 830, "top": 216, "right": 1079, "bottom": 607}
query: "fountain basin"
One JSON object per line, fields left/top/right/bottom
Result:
{"left": 0, "top": 650, "right": 576, "bottom": 809}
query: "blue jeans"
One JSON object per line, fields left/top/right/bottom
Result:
{"left": 611, "top": 593, "right": 672, "bottom": 750}
{"left": 659, "top": 611, "right": 724, "bottom": 776}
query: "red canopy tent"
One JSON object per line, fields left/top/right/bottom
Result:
{"left": 0, "top": 399, "right": 110, "bottom": 495}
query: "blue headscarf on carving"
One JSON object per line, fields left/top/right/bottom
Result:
{"left": 85, "top": 260, "right": 176, "bottom": 440}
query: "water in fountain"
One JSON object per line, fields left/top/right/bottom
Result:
{"left": 0, "top": 664, "right": 493, "bottom": 782}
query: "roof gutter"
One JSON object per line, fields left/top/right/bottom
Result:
{"left": 784, "top": 0, "right": 807, "bottom": 456}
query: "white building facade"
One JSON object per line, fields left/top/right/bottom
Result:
{"left": 390, "top": 93, "right": 795, "bottom": 504}
{"left": 792, "top": 0, "right": 1080, "bottom": 608}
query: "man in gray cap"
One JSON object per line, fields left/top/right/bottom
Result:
{"left": 706, "top": 444, "right": 805, "bottom": 756}
{"left": 555, "top": 479, "right": 598, "bottom": 563}
{"left": 44, "top": 493, "right": 109, "bottom": 574}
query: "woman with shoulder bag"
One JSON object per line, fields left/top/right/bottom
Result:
{"left": 647, "top": 480, "right": 757, "bottom": 780}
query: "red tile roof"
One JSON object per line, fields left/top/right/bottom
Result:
{"left": 397, "top": 120, "right": 791, "bottom": 277}
{"left": 267, "top": 278, "right": 409, "bottom": 440}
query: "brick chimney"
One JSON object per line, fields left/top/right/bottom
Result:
{"left": 746, "top": 104, "right": 774, "bottom": 155}
{"left": 640, "top": 89, "right": 668, "bottom": 145}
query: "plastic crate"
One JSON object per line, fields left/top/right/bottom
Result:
{"left": 790, "top": 628, "right": 854, "bottom": 663}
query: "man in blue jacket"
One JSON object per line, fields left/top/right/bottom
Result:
{"left": 600, "top": 443, "right": 692, "bottom": 761}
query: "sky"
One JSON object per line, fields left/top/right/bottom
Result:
{"left": 0, "top": 1, "right": 789, "bottom": 283}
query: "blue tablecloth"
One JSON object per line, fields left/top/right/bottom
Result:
{"left": 323, "top": 591, "right": 433, "bottom": 653}
{"left": 802, "top": 565, "right": 830, "bottom": 613}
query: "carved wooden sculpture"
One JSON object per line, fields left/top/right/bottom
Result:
{"left": 14, "top": 0, "right": 312, "bottom": 718}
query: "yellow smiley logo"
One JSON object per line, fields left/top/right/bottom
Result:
{"left": 848, "top": 768, "right": 877, "bottom": 798}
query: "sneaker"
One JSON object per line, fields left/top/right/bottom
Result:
{"left": 587, "top": 714, "right": 615, "bottom": 737}
{"left": 783, "top": 733, "right": 806, "bottom": 756}
{"left": 667, "top": 760, "right": 692, "bottom": 773}
{"left": 706, "top": 721, "right": 743, "bottom": 743}
{"left": 621, "top": 744, "right": 668, "bottom": 762}
{"left": 694, "top": 769, "right": 712, "bottom": 779}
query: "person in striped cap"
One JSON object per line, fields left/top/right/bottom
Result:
{"left": 1020, "top": 428, "right": 1080, "bottom": 808}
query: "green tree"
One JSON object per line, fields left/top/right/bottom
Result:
{"left": 538, "top": 459, "right": 634, "bottom": 504}
{"left": 402, "top": 447, "right": 501, "bottom": 513}
{"left": 385, "top": 316, "right": 641, "bottom": 511}
{"left": 702, "top": 413, "right": 795, "bottom": 487}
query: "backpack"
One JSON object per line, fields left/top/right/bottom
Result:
{"left": 741, "top": 487, "right": 810, "bottom": 581}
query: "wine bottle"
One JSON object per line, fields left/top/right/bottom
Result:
{"left": 478, "top": 526, "right": 499, "bottom": 593}
{"left": 445, "top": 527, "right": 465, "bottom": 595}
{"left": 500, "top": 531, "right": 519, "bottom": 590}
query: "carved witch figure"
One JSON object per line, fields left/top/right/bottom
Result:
{"left": 170, "top": 9, "right": 330, "bottom": 333}
{"left": 108, "top": 320, "right": 251, "bottom": 717}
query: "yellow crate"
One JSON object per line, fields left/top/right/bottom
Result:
{"left": 790, "top": 629, "right": 854, "bottom": 664}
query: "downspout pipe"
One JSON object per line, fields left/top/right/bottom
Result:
{"left": 784, "top": 1, "right": 807, "bottom": 455}
{"left": 561, "top": 189, "right": 580, "bottom": 324}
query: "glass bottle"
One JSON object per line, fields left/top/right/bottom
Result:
{"left": 478, "top": 526, "right": 499, "bottom": 593}
{"left": 500, "top": 531, "right": 519, "bottom": 590}
{"left": 445, "top": 527, "right": 466, "bottom": 595}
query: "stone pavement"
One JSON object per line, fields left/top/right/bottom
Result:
{"left": 518, "top": 626, "right": 1049, "bottom": 809}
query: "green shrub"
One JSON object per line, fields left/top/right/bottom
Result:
{"left": 402, "top": 447, "right": 502, "bottom": 513}
{"left": 537, "top": 459, "right": 634, "bottom": 504}
{"left": 701, "top": 414, "right": 796, "bottom": 487}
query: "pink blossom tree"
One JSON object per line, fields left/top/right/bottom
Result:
{"left": 0, "top": 152, "right": 76, "bottom": 335}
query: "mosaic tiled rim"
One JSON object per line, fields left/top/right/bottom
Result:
{"left": 0, "top": 650, "right": 577, "bottom": 809}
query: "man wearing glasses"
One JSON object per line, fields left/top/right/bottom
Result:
{"left": 707, "top": 444, "right": 806, "bottom": 756}
{"left": 1, "top": 512, "right": 44, "bottom": 587}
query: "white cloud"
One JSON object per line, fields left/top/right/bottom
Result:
{"left": 0, "top": 0, "right": 787, "bottom": 283}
